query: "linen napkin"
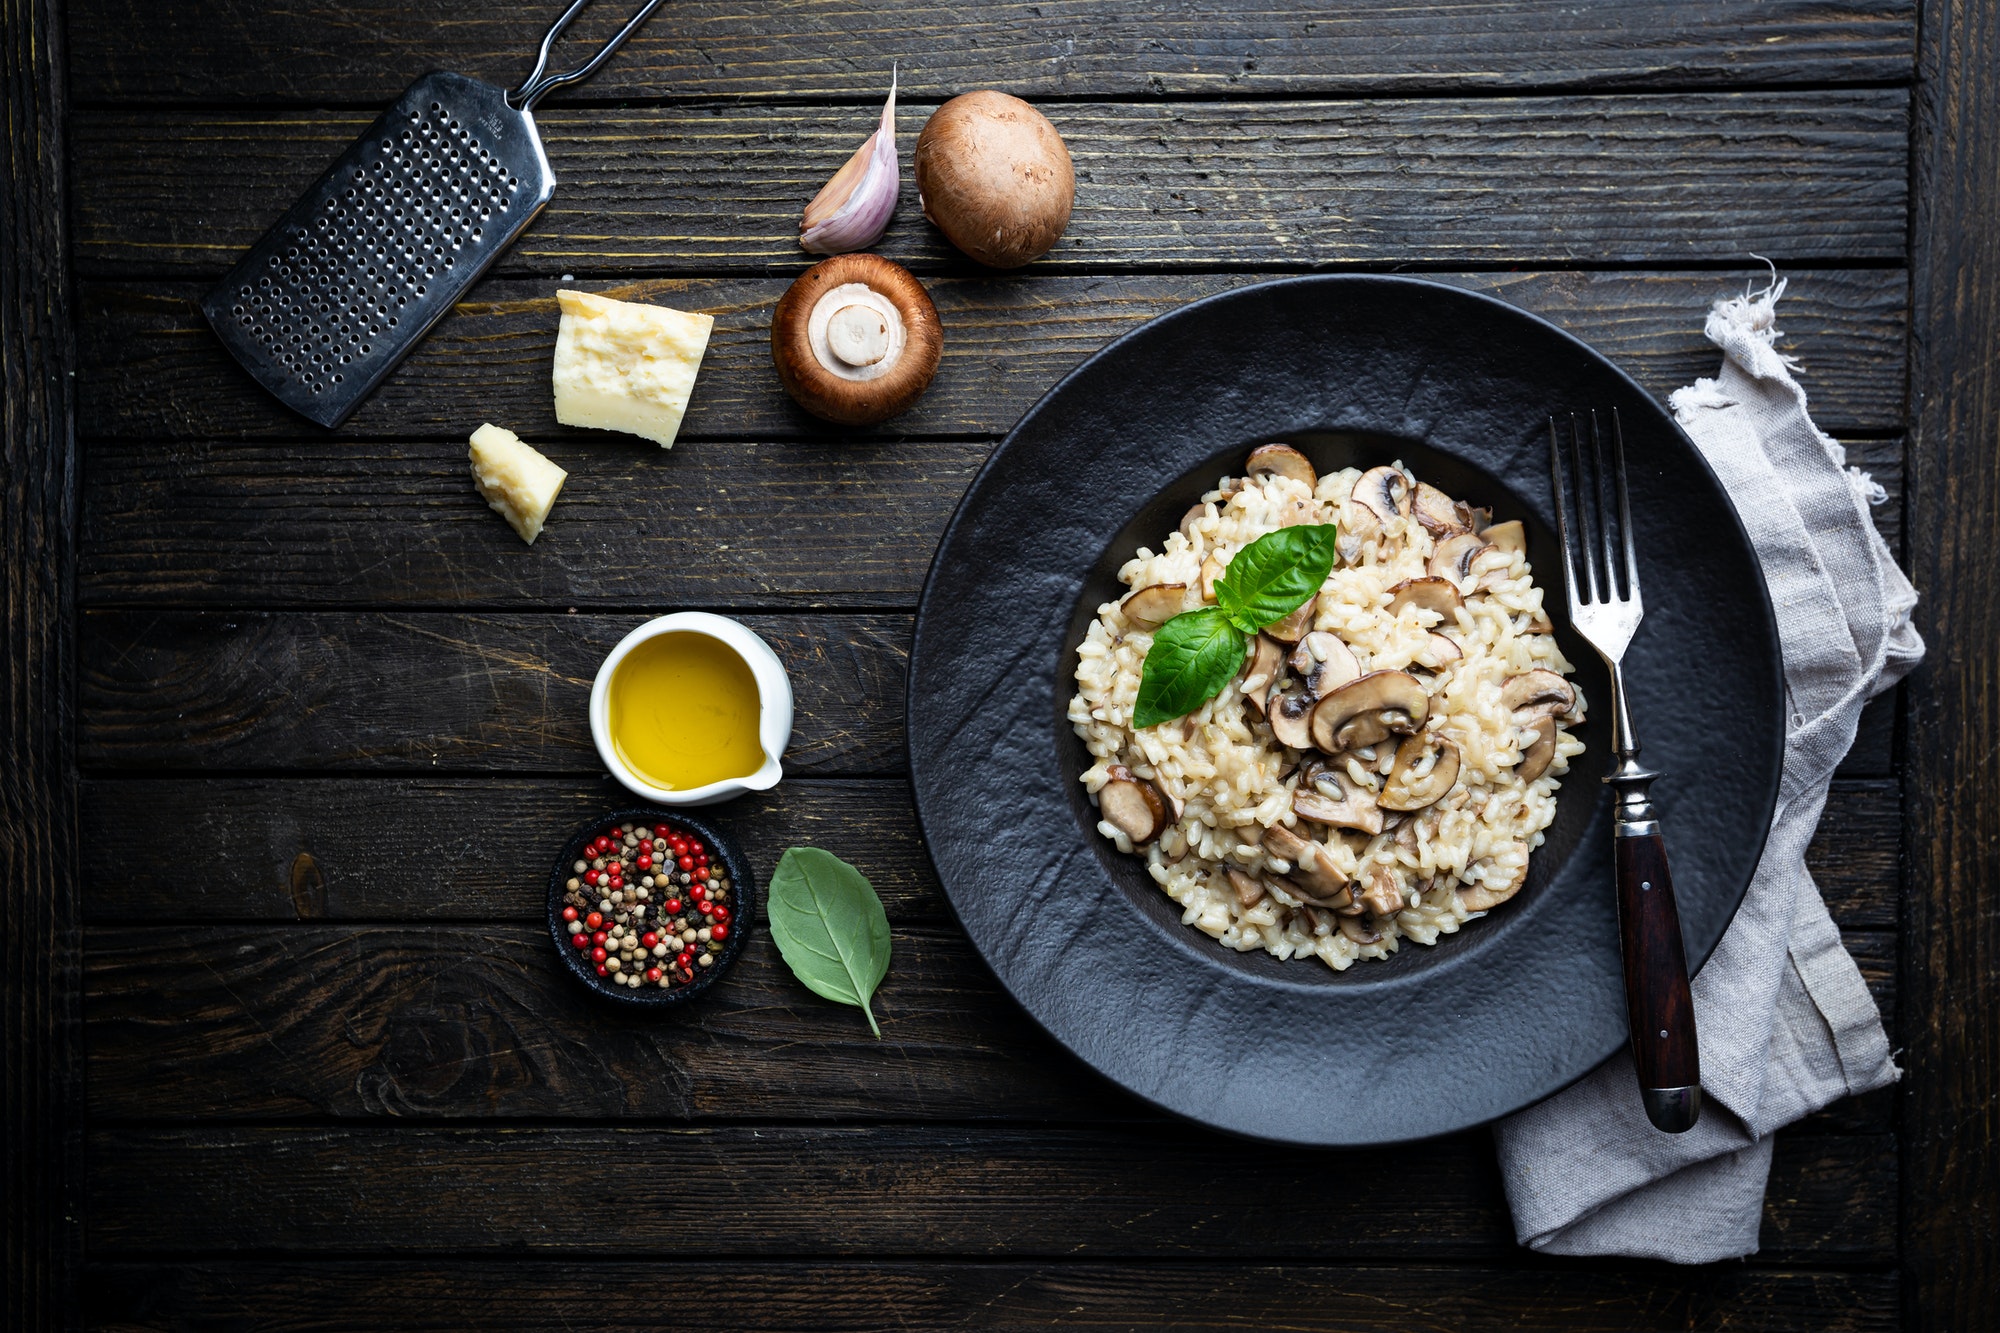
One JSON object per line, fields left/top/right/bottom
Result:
{"left": 1492, "top": 275, "right": 1922, "bottom": 1263}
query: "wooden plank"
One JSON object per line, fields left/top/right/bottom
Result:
{"left": 78, "top": 1259, "right": 1902, "bottom": 1332}
{"left": 1905, "top": 0, "right": 2000, "bottom": 1324}
{"left": 68, "top": 93, "right": 1910, "bottom": 279}
{"left": 79, "top": 921, "right": 1895, "bottom": 1124}
{"left": 82, "top": 775, "right": 1903, "bottom": 930}
{"left": 84, "top": 1124, "right": 1895, "bottom": 1261}
{"left": 0, "top": 0, "right": 81, "bottom": 1324}
{"left": 77, "top": 611, "right": 908, "bottom": 776}
{"left": 66, "top": 0, "right": 1918, "bottom": 104}
{"left": 73, "top": 270, "right": 1913, "bottom": 443}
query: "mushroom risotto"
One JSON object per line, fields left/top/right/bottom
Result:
{"left": 1069, "top": 446, "right": 1587, "bottom": 969}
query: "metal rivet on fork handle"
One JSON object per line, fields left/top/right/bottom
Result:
{"left": 199, "top": 0, "right": 668, "bottom": 429}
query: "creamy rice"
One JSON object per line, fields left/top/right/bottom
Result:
{"left": 1069, "top": 455, "right": 1586, "bottom": 970}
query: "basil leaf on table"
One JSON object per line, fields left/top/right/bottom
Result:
{"left": 1213, "top": 524, "right": 1342, "bottom": 632}
{"left": 1132, "top": 606, "right": 1247, "bottom": 730}
{"left": 766, "top": 846, "right": 893, "bottom": 1037}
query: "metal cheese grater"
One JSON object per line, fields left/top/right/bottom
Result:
{"left": 201, "top": 0, "right": 666, "bottom": 428}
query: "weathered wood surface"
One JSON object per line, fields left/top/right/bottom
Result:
{"left": 1904, "top": 0, "right": 2000, "bottom": 1324}
{"left": 78, "top": 611, "right": 908, "bottom": 776}
{"left": 2, "top": 0, "right": 81, "bottom": 1326}
{"left": 69, "top": 93, "right": 1909, "bottom": 279}
{"left": 77, "top": 609, "right": 1899, "bottom": 779}
{"left": 74, "top": 269, "right": 1912, "bottom": 443}
{"left": 79, "top": 921, "right": 1896, "bottom": 1123}
{"left": 81, "top": 775, "right": 1903, "bottom": 928}
{"left": 78, "top": 1260, "right": 1903, "bottom": 1332}
{"left": 85, "top": 1124, "right": 1895, "bottom": 1261}
{"left": 67, "top": 0, "right": 1917, "bottom": 104}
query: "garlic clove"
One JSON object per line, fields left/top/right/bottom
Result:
{"left": 800, "top": 68, "right": 899, "bottom": 255}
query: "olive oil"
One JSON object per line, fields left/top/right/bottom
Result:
{"left": 608, "top": 632, "right": 764, "bottom": 790}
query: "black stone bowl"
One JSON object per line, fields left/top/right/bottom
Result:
{"left": 547, "top": 808, "right": 758, "bottom": 1007}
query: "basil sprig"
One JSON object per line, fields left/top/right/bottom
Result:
{"left": 1131, "top": 523, "right": 1338, "bottom": 730}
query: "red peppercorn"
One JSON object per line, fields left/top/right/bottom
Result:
{"left": 596, "top": 964, "right": 610, "bottom": 977}
{"left": 562, "top": 905, "right": 579, "bottom": 922}
{"left": 641, "top": 932, "right": 659, "bottom": 948}
{"left": 677, "top": 950, "right": 693, "bottom": 967}
{"left": 712, "top": 925, "right": 729, "bottom": 940}
{"left": 695, "top": 867, "right": 711, "bottom": 882}
{"left": 698, "top": 902, "right": 714, "bottom": 917}
{"left": 572, "top": 933, "right": 590, "bottom": 950}
{"left": 585, "top": 912, "right": 603, "bottom": 929}
{"left": 591, "top": 947, "right": 608, "bottom": 963}
{"left": 636, "top": 855, "right": 652, "bottom": 870}
{"left": 677, "top": 854, "right": 694, "bottom": 871}
{"left": 713, "top": 905, "right": 731, "bottom": 922}
{"left": 691, "top": 885, "right": 707, "bottom": 902}
{"left": 646, "top": 967, "right": 662, "bottom": 982}
{"left": 664, "top": 898, "right": 682, "bottom": 914}
{"left": 592, "top": 930, "right": 608, "bottom": 946}
{"left": 653, "top": 823, "right": 670, "bottom": 837}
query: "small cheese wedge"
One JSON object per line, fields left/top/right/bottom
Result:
{"left": 552, "top": 288, "right": 714, "bottom": 448}
{"left": 469, "top": 423, "right": 567, "bottom": 545}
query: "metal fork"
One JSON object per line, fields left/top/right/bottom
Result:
{"left": 1549, "top": 409, "right": 1701, "bottom": 1134}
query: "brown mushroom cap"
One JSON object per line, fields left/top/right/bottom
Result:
{"left": 1357, "top": 862, "right": 1404, "bottom": 918}
{"left": 1238, "top": 634, "right": 1284, "bottom": 712}
{"left": 914, "top": 91, "right": 1074, "bottom": 268}
{"left": 1225, "top": 867, "right": 1268, "bottom": 908}
{"left": 1502, "top": 668, "right": 1576, "bottom": 718}
{"left": 1459, "top": 844, "right": 1530, "bottom": 911}
{"left": 772, "top": 254, "right": 943, "bottom": 425}
{"left": 1262, "top": 824, "right": 1353, "bottom": 907}
{"left": 1379, "top": 733, "right": 1463, "bottom": 812}
{"left": 1422, "top": 632, "right": 1463, "bottom": 667}
{"left": 1515, "top": 715, "right": 1558, "bottom": 782}
{"left": 1386, "top": 576, "right": 1465, "bottom": 621}
{"left": 1292, "top": 760, "right": 1383, "bottom": 834}
{"left": 1309, "top": 670, "right": 1431, "bottom": 752}
{"left": 1246, "top": 443, "right": 1318, "bottom": 492}
{"left": 1120, "top": 582, "right": 1188, "bottom": 631}
{"left": 1289, "top": 632, "right": 1360, "bottom": 698}
{"left": 1099, "top": 765, "right": 1169, "bottom": 844}
{"left": 1428, "top": 532, "right": 1493, "bottom": 584}
{"left": 1338, "top": 913, "right": 1382, "bottom": 944}
{"left": 1411, "top": 482, "right": 1471, "bottom": 537}
{"left": 1266, "top": 679, "right": 1317, "bottom": 750}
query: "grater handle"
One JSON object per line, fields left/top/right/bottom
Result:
{"left": 512, "top": 0, "right": 668, "bottom": 110}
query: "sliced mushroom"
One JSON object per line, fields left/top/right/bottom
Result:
{"left": 1386, "top": 576, "right": 1465, "bottom": 621}
{"left": 1265, "top": 593, "right": 1319, "bottom": 644}
{"left": 1099, "top": 765, "right": 1169, "bottom": 844}
{"left": 1225, "top": 867, "right": 1268, "bottom": 909}
{"left": 1516, "top": 715, "right": 1558, "bottom": 783}
{"left": 1262, "top": 823, "right": 1353, "bottom": 907}
{"left": 1309, "top": 671, "right": 1431, "bottom": 753}
{"left": 1245, "top": 443, "right": 1318, "bottom": 493}
{"left": 1459, "top": 845, "right": 1530, "bottom": 911}
{"left": 1349, "top": 466, "right": 1411, "bottom": 525}
{"left": 1289, "top": 632, "right": 1360, "bottom": 698}
{"left": 1479, "top": 519, "right": 1527, "bottom": 557}
{"left": 1178, "top": 503, "right": 1209, "bottom": 542}
{"left": 1428, "top": 532, "right": 1492, "bottom": 585}
{"left": 1411, "top": 482, "right": 1471, "bottom": 537}
{"left": 1526, "top": 608, "right": 1555, "bottom": 635}
{"left": 1292, "top": 760, "right": 1384, "bottom": 835}
{"left": 1238, "top": 634, "right": 1284, "bottom": 714}
{"left": 1337, "top": 913, "right": 1382, "bottom": 945}
{"left": 1266, "top": 679, "right": 1317, "bottom": 750}
{"left": 1422, "top": 632, "right": 1463, "bottom": 667}
{"left": 1502, "top": 668, "right": 1576, "bottom": 719}
{"left": 1120, "top": 582, "right": 1187, "bottom": 631}
{"left": 1380, "top": 734, "right": 1463, "bottom": 812}
{"left": 1359, "top": 863, "right": 1404, "bottom": 918}
{"left": 1199, "top": 553, "right": 1226, "bottom": 602}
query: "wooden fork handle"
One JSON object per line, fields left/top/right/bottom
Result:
{"left": 1615, "top": 830, "right": 1701, "bottom": 1132}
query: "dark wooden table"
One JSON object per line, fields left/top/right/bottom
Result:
{"left": 5, "top": 1, "right": 1995, "bottom": 1328}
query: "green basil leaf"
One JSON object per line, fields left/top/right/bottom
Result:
{"left": 1132, "top": 607, "right": 1247, "bottom": 729}
{"left": 766, "top": 847, "right": 892, "bottom": 1037}
{"left": 1213, "top": 524, "right": 1342, "bottom": 631}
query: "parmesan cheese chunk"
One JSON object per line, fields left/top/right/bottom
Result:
{"left": 552, "top": 288, "right": 714, "bottom": 448}
{"left": 469, "top": 423, "right": 567, "bottom": 545}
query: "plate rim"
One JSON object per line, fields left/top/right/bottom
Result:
{"left": 907, "top": 272, "right": 1783, "bottom": 1145}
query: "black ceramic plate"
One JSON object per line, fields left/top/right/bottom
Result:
{"left": 547, "top": 809, "right": 757, "bottom": 1007}
{"left": 908, "top": 275, "right": 1782, "bottom": 1146}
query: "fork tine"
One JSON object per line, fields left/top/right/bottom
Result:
{"left": 1611, "top": 407, "right": 1640, "bottom": 602}
{"left": 1548, "top": 416, "right": 1579, "bottom": 608}
{"left": 1589, "top": 410, "right": 1621, "bottom": 600}
{"left": 1566, "top": 411, "right": 1603, "bottom": 604}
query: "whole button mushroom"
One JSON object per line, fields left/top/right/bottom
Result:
{"left": 914, "top": 91, "right": 1075, "bottom": 268}
{"left": 771, "top": 254, "right": 943, "bottom": 425}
